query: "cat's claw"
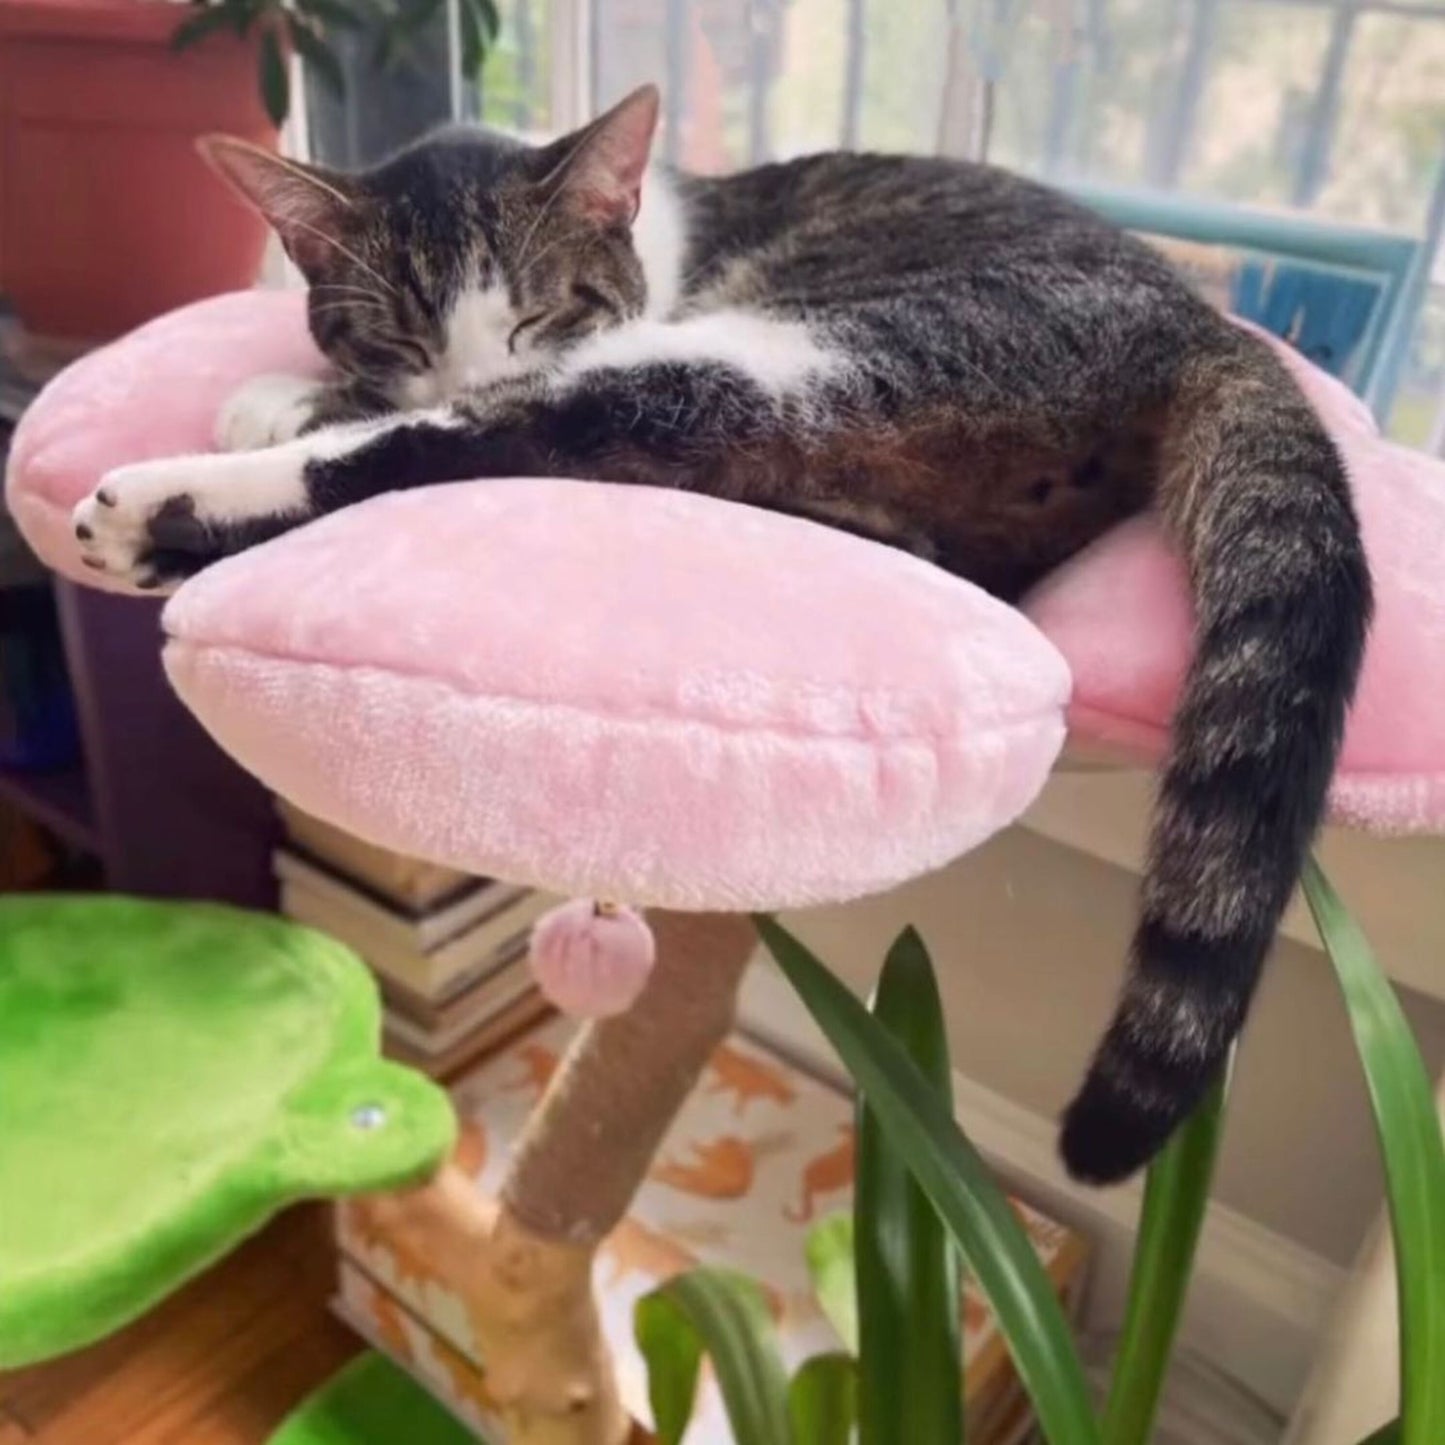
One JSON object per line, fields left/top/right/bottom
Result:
{"left": 215, "top": 373, "right": 324, "bottom": 451}
{"left": 72, "top": 459, "right": 218, "bottom": 593}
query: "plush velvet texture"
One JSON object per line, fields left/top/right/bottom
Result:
{"left": 3, "top": 289, "right": 319, "bottom": 592}
{"left": 528, "top": 899, "right": 656, "bottom": 1018}
{"left": 7, "top": 291, "right": 1445, "bottom": 849}
{"left": 162, "top": 480, "right": 1070, "bottom": 909}
{"left": 0, "top": 896, "right": 456, "bottom": 1368}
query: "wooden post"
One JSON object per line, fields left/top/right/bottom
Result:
{"left": 359, "top": 910, "right": 758, "bottom": 1445}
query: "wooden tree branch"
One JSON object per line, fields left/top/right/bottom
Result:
{"left": 362, "top": 910, "right": 758, "bottom": 1445}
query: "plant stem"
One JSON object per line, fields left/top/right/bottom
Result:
{"left": 1102, "top": 1069, "right": 1230, "bottom": 1444}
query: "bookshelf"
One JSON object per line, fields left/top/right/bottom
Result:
{"left": 0, "top": 762, "right": 96, "bottom": 853}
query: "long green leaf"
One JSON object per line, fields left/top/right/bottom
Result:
{"left": 856, "top": 927, "right": 963, "bottom": 1445}
{"left": 258, "top": 27, "right": 290, "bottom": 126}
{"left": 635, "top": 1269, "right": 792, "bottom": 1445}
{"left": 1103, "top": 1068, "right": 1230, "bottom": 1444}
{"left": 1303, "top": 858, "right": 1445, "bottom": 1445}
{"left": 805, "top": 1214, "right": 859, "bottom": 1354}
{"left": 635, "top": 1288, "right": 704, "bottom": 1445}
{"left": 1356, "top": 1420, "right": 1401, "bottom": 1445}
{"left": 457, "top": 0, "right": 485, "bottom": 77}
{"left": 789, "top": 1353, "right": 857, "bottom": 1445}
{"left": 292, "top": 0, "right": 365, "bottom": 32}
{"left": 171, "top": 7, "right": 236, "bottom": 52}
{"left": 755, "top": 915, "right": 1101, "bottom": 1445}
{"left": 287, "top": 17, "right": 346, "bottom": 98}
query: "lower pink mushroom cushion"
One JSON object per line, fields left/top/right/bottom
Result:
{"left": 161, "top": 481, "right": 1071, "bottom": 909}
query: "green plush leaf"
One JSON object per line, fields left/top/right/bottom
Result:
{"left": 171, "top": 7, "right": 237, "bottom": 52}
{"left": 287, "top": 17, "right": 346, "bottom": 98}
{"left": 1303, "top": 858, "right": 1445, "bottom": 1445}
{"left": 755, "top": 914, "right": 1101, "bottom": 1445}
{"left": 635, "top": 1270, "right": 792, "bottom": 1445}
{"left": 1103, "top": 1068, "right": 1230, "bottom": 1445}
{"left": 805, "top": 1214, "right": 858, "bottom": 1354}
{"left": 856, "top": 926, "right": 963, "bottom": 1445}
{"left": 788, "top": 1353, "right": 857, "bottom": 1445}
{"left": 259, "top": 27, "right": 290, "bottom": 126}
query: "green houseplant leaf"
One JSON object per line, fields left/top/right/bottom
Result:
{"left": 635, "top": 1269, "right": 792, "bottom": 1445}
{"left": 788, "top": 1352, "right": 858, "bottom": 1445}
{"left": 1103, "top": 1069, "right": 1230, "bottom": 1444}
{"left": 1302, "top": 857, "right": 1445, "bottom": 1445}
{"left": 856, "top": 926, "right": 964, "bottom": 1445}
{"left": 293, "top": 0, "right": 367, "bottom": 32}
{"left": 755, "top": 915, "right": 1101, "bottom": 1445}
{"left": 258, "top": 26, "right": 290, "bottom": 126}
{"left": 286, "top": 16, "right": 346, "bottom": 98}
{"left": 805, "top": 1214, "right": 858, "bottom": 1354}
{"left": 171, "top": 7, "right": 240, "bottom": 52}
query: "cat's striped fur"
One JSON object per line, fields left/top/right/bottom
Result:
{"left": 74, "top": 86, "right": 1371, "bottom": 1183}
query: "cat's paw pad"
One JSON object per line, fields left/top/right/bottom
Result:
{"left": 215, "top": 374, "right": 323, "bottom": 451}
{"left": 72, "top": 460, "right": 216, "bottom": 592}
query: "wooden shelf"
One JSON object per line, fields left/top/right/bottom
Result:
{"left": 0, "top": 762, "right": 98, "bottom": 853}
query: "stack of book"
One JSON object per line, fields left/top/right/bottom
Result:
{"left": 274, "top": 799, "right": 554, "bottom": 1079}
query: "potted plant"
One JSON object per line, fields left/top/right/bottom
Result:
{"left": 0, "top": 0, "right": 279, "bottom": 346}
{"left": 0, "top": 0, "right": 499, "bottom": 349}
{"left": 636, "top": 871, "right": 1444, "bottom": 1444}
{"left": 176, "top": 0, "right": 500, "bottom": 167}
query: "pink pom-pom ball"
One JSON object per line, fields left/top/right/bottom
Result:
{"left": 528, "top": 898, "right": 656, "bottom": 1018}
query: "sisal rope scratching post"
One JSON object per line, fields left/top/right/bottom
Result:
{"left": 355, "top": 910, "right": 758, "bottom": 1445}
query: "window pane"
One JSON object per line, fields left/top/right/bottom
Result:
{"left": 471, "top": 0, "right": 555, "bottom": 135}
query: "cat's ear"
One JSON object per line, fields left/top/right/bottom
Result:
{"left": 537, "top": 84, "right": 660, "bottom": 227}
{"left": 197, "top": 136, "right": 360, "bottom": 278}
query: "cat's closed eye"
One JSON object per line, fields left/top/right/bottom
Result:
{"left": 382, "top": 336, "right": 432, "bottom": 370}
{"left": 572, "top": 282, "right": 618, "bottom": 317}
{"left": 508, "top": 314, "right": 548, "bottom": 355}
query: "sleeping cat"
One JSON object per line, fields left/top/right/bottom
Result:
{"left": 72, "top": 84, "right": 1372, "bottom": 1184}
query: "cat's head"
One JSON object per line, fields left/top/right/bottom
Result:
{"left": 199, "top": 85, "right": 659, "bottom": 406}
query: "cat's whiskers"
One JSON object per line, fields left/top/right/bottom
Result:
{"left": 308, "top": 301, "right": 393, "bottom": 318}
{"left": 310, "top": 284, "right": 394, "bottom": 307}
{"left": 518, "top": 225, "right": 595, "bottom": 279}
{"left": 288, "top": 219, "right": 400, "bottom": 297}
{"left": 513, "top": 146, "right": 592, "bottom": 275}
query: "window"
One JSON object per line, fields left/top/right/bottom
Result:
{"left": 456, "top": 0, "right": 1445, "bottom": 445}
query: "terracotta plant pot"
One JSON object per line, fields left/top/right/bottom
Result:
{"left": 0, "top": 0, "right": 278, "bottom": 344}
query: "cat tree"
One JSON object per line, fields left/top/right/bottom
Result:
{"left": 7, "top": 289, "right": 1445, "bottom": 1442}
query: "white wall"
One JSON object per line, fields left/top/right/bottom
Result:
{"left": 778, "top": 818, "right": 1445, "bottom": 1269}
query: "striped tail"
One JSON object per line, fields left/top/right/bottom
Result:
{"left": 1059, "top": 335, "right": 1372, "bottom": 1184}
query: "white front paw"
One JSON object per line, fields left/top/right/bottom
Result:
{"left": 215, "top": 373, "right": 324, "bottom": 451}
{"left": 72, "top": 458, "right": 207, "bottom": 592}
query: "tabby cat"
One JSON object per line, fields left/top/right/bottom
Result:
{"left": 73, "top": 85, "right": 1372, "bottom": 1184}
